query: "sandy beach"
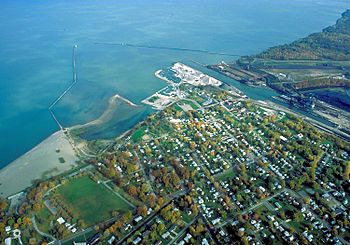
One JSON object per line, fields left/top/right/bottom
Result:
{"left": 0, "top": 130, "right": 78, "bottom": 198}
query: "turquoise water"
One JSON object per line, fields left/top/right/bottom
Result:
{"left": 0, "top": 0, "right": 349, "bottom": 168}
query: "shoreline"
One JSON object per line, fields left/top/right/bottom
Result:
{"left": 0, "top": 130, "right": 78, "bottom": 198}
{"left": 3, "top": 66, "right": 348, "bottom": 198}
{"left": 69, "top": 93, "right": 139, "bottom": 131}
{"left": 0, "top": 93, "right": 140, "bottom": 198}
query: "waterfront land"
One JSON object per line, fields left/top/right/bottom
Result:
{"left": 255, "top": 10, "right": 350, "bottom": 61}
{"left": 208, "top": 10, "right": 350, "bottom": 140}
{"left": 0, "top": 131, "right": 78, "bottom": 198}
{"left": 1, "top": 63, "right": 349, "bottom": 245}
{"left": 1, "top": 9, "right": 350, "bottom": 245}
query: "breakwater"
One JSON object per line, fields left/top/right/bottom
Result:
{"left": 48, "top": 45, "right": 78, "bottom": 129}
{"left": 94, "top": 42, "right": 242, "bottom": 57}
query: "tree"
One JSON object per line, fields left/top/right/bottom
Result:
{"left": 123, "top": 210, "right": 133, "bottom": 221}
{"left": 113, "top": 171, "right": 122, "bottom": 186}
{"left": 303, "top": 197, "right": 311, "bottom": 205}
{"left": 241, "top": 236, "right": 249, "bottom": 245}
{"left": 191, "top": 204, "right": 199, "bottom": 215}
{"left": 77, "top": 220, "right": 86, "bottom": 228}
{"left": 280, "top": 179, "right": 286, "bottom": 188}
{"left": 0, "top": 199, "right": 8, "bottom": 212}
{"left": 158, "top": 223, "right": 166, "bottom": 233}
{"left": 21, "top": 216, "right": 31, "bottom": 226}
{"left": 195, "top": 223, "right": 206, "bottom": 234}
{"left": 128, "top": 185, "right": 138, "bottom": 197}
{"left": 7, "top": 219, "right": 15, "bottom": 226}
{"left": 141, "top": 183, "right": 150, "bottom": 194}
{"left": 148, "top": 194, "right": 156, "bottom": 208}
{"left": 137, "top": 205, "right": 148, "bottom": 217}
{"left": 289, "top": 227, "right": 296, "bottom": 234}
{"left": 190, "top": 142, "right": 197, "bottom": 150}
{"left": 289, "top": 180, "right": 296, "bottom": 190}
{"left": 224, "top": 196, "right": 231, "bottom": 205}
{"left": 158, "top": 197, "right": 165, "bottom": 206}
{"left": 237, "top": 228, "right": 245, "bottom": 237}
{"left": 344, "top": 161, "right": 350, "bottom": 180}
{"left": 239, "top": 164, "right": 248, "bottom": 181}
{"left": 293, "top": 211, "right": 304, "bottom": 222}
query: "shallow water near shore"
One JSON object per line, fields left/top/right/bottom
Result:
{"left": 0, "top": 0, "right": 349, "bottom": 168}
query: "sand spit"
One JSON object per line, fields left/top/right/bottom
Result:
{"left": 0, "top": 130, "right": 78, "bottom": 198}
{"left": 69, "top": 94, "right": 139, "bottom": 131}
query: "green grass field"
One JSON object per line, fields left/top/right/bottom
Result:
{"left": 174, "top": 104, "right": 183, "bottom": 112}
{"left": 57, "top": 176, "right": 132, "bottom": 226}
{"left": 148, "top": 96, "right": 160, "bottom": 103}
{"left": 215, "top": 168, "right": 235, "bottom": 181}
{"left": 178, "top": 100, "right": 200, "bottom": 110}
{"left": 36, "top": 207, "right": 53, "bottom": 233}
{"left": 131, "top": 128, "right": 146, "bottom": 142}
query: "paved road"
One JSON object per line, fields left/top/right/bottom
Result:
{"left": 286, "top": 189, "right": 349, "bottom": 245}
{"left": 199, "top": 212, "right": 220, "bottom": 245}
{"left": 118, "top": 190, "right": 187, "bottom": 244}
{"left": 216, "top": 189, "right": 285, "bottom": 229}
{"left": 168, "top": 218, "right": 197, "bottom": 245}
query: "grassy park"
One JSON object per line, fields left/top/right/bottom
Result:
{"left": 131, "top": 127, "right": 147, "bottom": 142}
{"left": 36, "top": 207, "right": 53, "bottom": 233}
{"left": 57, "top": 176, "right": 132, "bottom": 226}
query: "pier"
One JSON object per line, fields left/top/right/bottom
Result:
{"left": 49, "top": 45, "right": 78, "bottom": 129}
{"left": 94, "top": 42, "right": 242, "bottom": 57}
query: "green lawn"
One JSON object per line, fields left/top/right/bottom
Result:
{"left": 189, "top": 94, "right": 206, "bottom": 104}
{"left": 131, "top": 128, "right": 146, "bottom": 142}
{"left": 62, "top": 229, "right": 96, "bottom": 245}
{"left": 149, "top": 96, "right": 160, "bottom": 103}
{"left": 36, "top": 207, "right": 53, "bottom": 233}
{"left": 174, "top": 104, "right": 183, "bottom": 112}
{"left": 178, "top": 100, "right": 200, "bottom": 110}
{"left": 215, "top": 168, "right": 235, "bottom": 181}
{"left": 57, "top": 176, "right": 132, "bottom": 226}
{"left": 181, "top": 211, "right": 195, "bottom": 224}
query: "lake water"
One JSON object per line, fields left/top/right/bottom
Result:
{"left": 0, "top": 0, "right": 349, "bottom": 168}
